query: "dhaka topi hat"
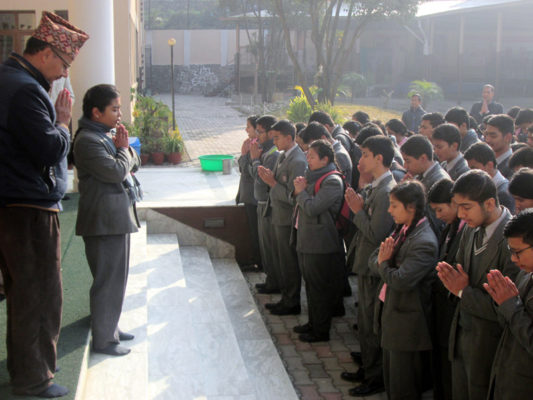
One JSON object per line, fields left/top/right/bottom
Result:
{"left": 32, "top": 11, "right": 89, "bottom": 59}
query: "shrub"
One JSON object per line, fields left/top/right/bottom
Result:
{"left": 341, "top": 73, "right": 368, "bottom": 100}
{"left": 407, "top": 80, "right": 443, "bottom": 109}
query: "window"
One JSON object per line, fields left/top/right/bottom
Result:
{"left": 0, "top": 11, "right": 35, "bottom": 63}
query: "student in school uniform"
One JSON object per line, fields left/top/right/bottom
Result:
{"left": 464, "top": 142, "right": 515, "bottom": 214}
{"left": 371, "top": 180, "right": 439, "bottom": 400}
{"left": 428, "top": 178, "right": 467, "bottom": 400}
{"left": 508, "top": 167, "right": 533, "bottom": 213}
{"left": 291, "top": 140, "right": 345, "bottom": 342}
{"left": 258, "top": 120, "right": 307, "bottom": 315}
{"left": 436, "top": 170, "right": 521, "bottom": 400}
{"left": 484, "top": 210, "right": 533, "bottom": 400}
{"left": 341, "top": 135, "right": 397, "bottom": 397}
{"left": 432, "top": 123, "right": 470, "bottom": 180}
{"left": 250, "top": 115, "right": 281, "bottom": 294}
{"left": 401, "top": 134, "right": 450, "bottom": 236}
{"left": 236, "top": 115, "right": 262, "bottom": 271}
{"left": 300, "top": 122, "right": 353, "bottom": 186}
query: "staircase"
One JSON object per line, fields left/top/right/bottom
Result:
{"left": 77, "top": 219, "right": 298, "bottom": 400}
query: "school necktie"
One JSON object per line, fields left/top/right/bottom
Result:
{"left": 474, "top": 226, "right": 486, "bottom": 255}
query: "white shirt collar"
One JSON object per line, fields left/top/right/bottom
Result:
{"left": 422, "top": 162, "right": 438, "bottom": 179}
{"left": 372, "top": 170, "right": 392, "bottom": 188}
{"left": 445, "top": 153, "right": 462, "bottom": 172}
{"left": 496, "top": 148, "right": 512, "bottom": 165}
{"left": 492, "top": 170, "right": 508, "bottom": 188}
{"left": 480, "top": 206, "right": 509, "bottom": 245}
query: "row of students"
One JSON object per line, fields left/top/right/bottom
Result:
{"left": 237, "top": 110, "right": 533, "bottom": 399}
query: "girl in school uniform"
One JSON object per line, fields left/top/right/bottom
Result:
{"left": 371, "top": 180, "right": 439, "bottom": 399}
{"left": 428, "top": 178, "right": 467, "bottom": 400}
{"left": 292, "top": 140, "right": 345, "bottom": 342}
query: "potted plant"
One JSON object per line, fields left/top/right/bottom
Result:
{"left": 164, "top": 128, "right": 184, "bottom": 165}
{"left": 126, "top": 90, "right": 172, "bottom": 165}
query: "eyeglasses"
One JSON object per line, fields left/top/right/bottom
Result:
{"left": 50, "top": 47, "right": 71, "bottom": 70}
{"left": 509, "top": 245, "right": 533, "bottom": 258}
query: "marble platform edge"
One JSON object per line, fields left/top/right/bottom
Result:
{"left": 137, "top": 208, "right": 235, "bottom": 259}
{"left": 211, "top": 258, "right": 299, "bottom": 400}
{"left": 73, "top": 330, "right": 92, "bottom": 400}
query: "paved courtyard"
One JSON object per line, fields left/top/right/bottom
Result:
{"left": 155, "top": 94, "right": 248, "bottom": 163}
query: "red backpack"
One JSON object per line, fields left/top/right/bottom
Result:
{"left": 314, "top": 171, "right": 352, "bottom": 235}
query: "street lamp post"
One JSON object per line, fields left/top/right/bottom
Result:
{"left": 168, "top": 38, "right": 176, "bottom": 130}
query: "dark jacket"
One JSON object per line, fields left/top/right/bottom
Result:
{"left": 489, "top": 271, "right": 533, "bottom": 400}
{"left": 402, "top": 106, "right": 426, "bottom": 134}
{"left": 371, "top": 219, "right": 439, "bottom": 351}
{"left": 0, "top": 53, "right": 70, "bottom": 209}
{"left": 470, "top": 101, "right": 504, "bottom": 125}
{"left": 250, "top": 140, "right": 279, "bottom": 203}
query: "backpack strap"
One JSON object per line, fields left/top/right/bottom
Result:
{"left": 314, "top": 170, "right": 343, "bottom": 194}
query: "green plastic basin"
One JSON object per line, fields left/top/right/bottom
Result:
{"left": 199, "top": 154, "right": 235, "bottom": 171}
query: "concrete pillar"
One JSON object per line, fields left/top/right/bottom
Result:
{"left": 68, "top": 0, "right": 115, "bottom": 132}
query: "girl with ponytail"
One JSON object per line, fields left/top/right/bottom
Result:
{"left": 370, "top": 180, "right": 439, "bottom": 399}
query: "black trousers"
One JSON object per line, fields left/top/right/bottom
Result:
{"left": 0, "top": 207, "right": 62, "bottom": 395}
{"left": 357, "top": 275, "right": 383, "bottom": 382}
{"left": 83, "top": 234, "right": 130, "bottom": 349}
{"left": 299, "top": 252, "right": 344, "bottom": 336}
{"left": 273, "top": 224, "right": 301, "bottom": 308}
{"left": 244, "top": 203, "right": 262, "bottom": 266}
{"left": 257, "top": 203, "right": 280, "bottom": 290}
{"left": 383, "top": 349, "right": 430, "bottom": 400}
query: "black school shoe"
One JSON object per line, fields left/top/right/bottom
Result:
{"left": 298, "top": 332, "right": 329, "bottom": 343}
{"left": 348, "top": 379, "right": 385, "bottom": 397}
{"left": 269, "top": 304, "right": 301, "bottom": 315}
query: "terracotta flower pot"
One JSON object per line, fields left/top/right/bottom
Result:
{"left": 140, "top": 153, "right": 150, "bottom": 166}
{"left": 151, "top": 152, "right": 165, "bottom": 165}
{"left": 167, "top": 152, "right": 182, "bottom": 165}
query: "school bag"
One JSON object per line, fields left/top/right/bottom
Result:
{"left": 314, "top": 170, "right": 352, "bottom": 235}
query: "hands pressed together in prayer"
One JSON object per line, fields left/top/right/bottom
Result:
{"left": 258, "top": 166, "right": 277, "bottom": 188}
{"left": 250, "top": 140, "right": 262, "bottom": 160}
{"left": 483, "top": 269, "right": 519, "bottom": 305}
{"left": 436, "top": 262, "right": 469, "bottom": 297}
{"left": 113, "top": 124, "right": 129, "bottom": 149}
{"left": 54, "top": 89, "right": 72, "bottom": 127}
{"left": 345, "top": 187, "right": 364, "bottom": 214}
{"left": 293, "top": 176, "right": 307, "bottom": 196}
{"left": 378, "top": 237, "right": 395, "bottom": 265}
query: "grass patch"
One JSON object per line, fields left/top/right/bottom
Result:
{"left": 0, "top": 194, "right": 92, "bottom": 399}
{"left": 332, "top": 103, "right": 402, "bottom": 123}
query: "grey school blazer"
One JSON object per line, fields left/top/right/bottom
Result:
{"left": 74, "top": 130, "right": 140, "bottom": 237}
{"left": 269, "top": 145, "right": 307, "bottom": 226}
{"left": 448, "top": 208, "right": 520, "bottom": 387}
{"left": 294, "top": 173, "right": 344, "bottom": 254}
{"left": 489, "top": 271, "right": 533, "bottom": 400}
{"left": 370, "top": 219, "right": 439, "bottom": 351}
{"left": 350, "top": 173, "right": 396, "bottom": 277}
{"left": 441, "top": 154, "right": 469, "bottom": 181}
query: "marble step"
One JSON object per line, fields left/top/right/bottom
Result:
{"left": 212, "top": 259, "right": 299, "bottom": 400}
{"left": 80, "top": 223, "right": 150, "bottom": 400}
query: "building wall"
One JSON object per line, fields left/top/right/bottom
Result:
{"left": 0, "top": 0, "right": 141, "bottom": 123}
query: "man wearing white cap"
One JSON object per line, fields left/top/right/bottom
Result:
{"left": 0, "top": 12, "right": 88, "bottom": 398}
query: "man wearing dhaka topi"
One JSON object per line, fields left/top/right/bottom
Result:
{"left": 0, "top": 11, "right": 88, "bottom": 398}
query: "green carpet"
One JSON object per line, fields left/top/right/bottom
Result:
{"left": 0, "top": 193, "right": 92, "bottom": 399}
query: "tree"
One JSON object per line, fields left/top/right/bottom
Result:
{"left": 272, "top": 0, "right": 419, "bottom": 105}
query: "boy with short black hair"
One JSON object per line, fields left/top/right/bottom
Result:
{"left": 508, "top": 168, "right": 533, "bottom": 213}
{"left": 341, "top": 135, "right": 396, "bottom": 397}
{"left": 436, "top": 170, "right": 520, "bottom": 400}
{"left": 419, "top": 112, "right": 445, "bottom": 141}
{"left": 464, "top": 142, "right": 515, "bottom": 213}
{"left": 483, "top": 209, "right": 533, "bottom": 399}
{"left": 258, "top": 120, "right": 307, "bottom": 315}
{"left": 508, "top": 146, "right": 533, "bottom": 171}
{"left": 432, "top": 123, "right": 470, "bottom": 180}
{"left": 445, "top": 106, "right": 480, "bottom": 152}
{"left": 301, "top": 122, "right": 353, "bottom": 186}
{"left": 250, "top": 115, "right": 281, "bottom": 294}
{"left": 484, "top": 114, "right": 515, "bottom": 179}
